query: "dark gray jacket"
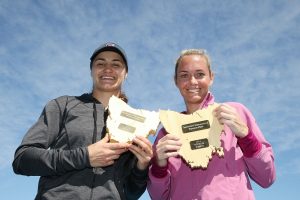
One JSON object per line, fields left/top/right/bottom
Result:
{"left": 13, "top": 93, "right": 148, "bottom": 200}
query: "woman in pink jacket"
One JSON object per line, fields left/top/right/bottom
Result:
{"left": 147, "top": 49, "right": 276, "bottom": 200}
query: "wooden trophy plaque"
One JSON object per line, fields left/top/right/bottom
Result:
{"left": 107, "top": 96, "right": 160, "bottom": 143}
{"left": 159, "top": 104, "right": 224, "bottom": 169}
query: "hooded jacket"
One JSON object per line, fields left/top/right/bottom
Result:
{"left": 147, "top": 93, "right": 276, "bottom": 200}
{"left": 13, "top": 93, "right": 148, "bottom": 200}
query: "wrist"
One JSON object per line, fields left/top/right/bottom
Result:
{"left": 136, "top": 160, "right": 149, "bottom": 170}
{"left": 234, "top": 124, "right": 249, "bottom": 138}
{"left": 157, "top": 158, "right": 167, "bottom": 167}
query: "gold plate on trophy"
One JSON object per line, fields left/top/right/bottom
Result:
{"left": 107, "top": 96, "right": 160, "bottom": 143}
{"left": 159, "top": 104, "right": 224, "bottom": 169}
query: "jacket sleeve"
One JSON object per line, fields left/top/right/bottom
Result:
{"left": 147, "top": 128, "right": 171, "bottom": 200}
{"left": 232, "top": 102, "right": 276, "bottom": 188}
{"left": 124, "top": 163, "right": 148, "bottom": 200}
{"left": 12, "top": 96, "right": 90, "bottom": 176}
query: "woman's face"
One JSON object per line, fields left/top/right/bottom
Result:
{"left": 91, "top": 51, "right": 127, "bottom": 93}
{"left": 175, "top": 54, "right": 214, "bottom": 106}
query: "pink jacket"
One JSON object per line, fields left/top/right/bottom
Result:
{"left": 147, "top": 94, "right": 276, "bottom": 200}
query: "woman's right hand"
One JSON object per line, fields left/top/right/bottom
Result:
{"left": 87, "top": 134, "right": 130, "bottom": 167}
{"left": 155, "top": 134, "right": 182, "bottom": 167}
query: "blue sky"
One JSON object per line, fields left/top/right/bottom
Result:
{"left": 1, "top": 0, "right": 299, "bottom": 199}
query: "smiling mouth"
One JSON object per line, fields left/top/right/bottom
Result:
{"left": 187, "top": 88, "right": 200, "bottom": 93}
{"left": 100, "top": 75, "right": 115, "bottom": 80}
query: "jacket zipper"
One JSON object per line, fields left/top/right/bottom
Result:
{"left": 89, "top": 102, "right": 98, "bottom": 200}
{"left": 89, "top": 174, "right": 96, "bottom": 200}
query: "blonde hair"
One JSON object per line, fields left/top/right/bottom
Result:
{"left": 174, "top": 49, "right": 212, "bottom": 80}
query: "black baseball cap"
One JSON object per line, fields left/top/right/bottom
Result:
{"left": 90, "top": 42, "right": 128, "bottom": 71}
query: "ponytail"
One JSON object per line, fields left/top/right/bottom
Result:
{"left": 118, "top": 91, "right": 128, "bottom": 103}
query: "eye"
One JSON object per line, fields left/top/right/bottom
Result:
{"left": 195, "top": 72, "right": 205, "bottom": 79}
{"left": 178, "top": 73, "right": 189, "bottom": 79}
{"left": 94, "top": 61, "right": 105, "bottom": 67}
{"left": 112, "top": 63, "right": 121, "bottom": 68}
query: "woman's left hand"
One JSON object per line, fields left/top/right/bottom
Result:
{"left": 214, "top": 104, "right": 249, "bottom": 138}
{"left": 129, "top": 135, "right": 153, "bottom": 170}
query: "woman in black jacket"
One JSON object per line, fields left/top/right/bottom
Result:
{"left": 13, "top": 42, "right": 152, "bottom": 200}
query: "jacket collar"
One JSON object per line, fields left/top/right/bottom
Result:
{"left": 77, "top": 93, "right": 101, "bottom": 104}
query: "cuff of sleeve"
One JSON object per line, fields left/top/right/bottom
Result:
{"left": 150, "top": 158, "right": 168, "bottom": 178}
{"left": 237, "top": 131, "right": 262, "bottom": 157}
{"left": 85, "top": 147, "right": 92, "bottom": 168}
{"left": 132, "top": 163, "right": 149, "bottom": 179}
